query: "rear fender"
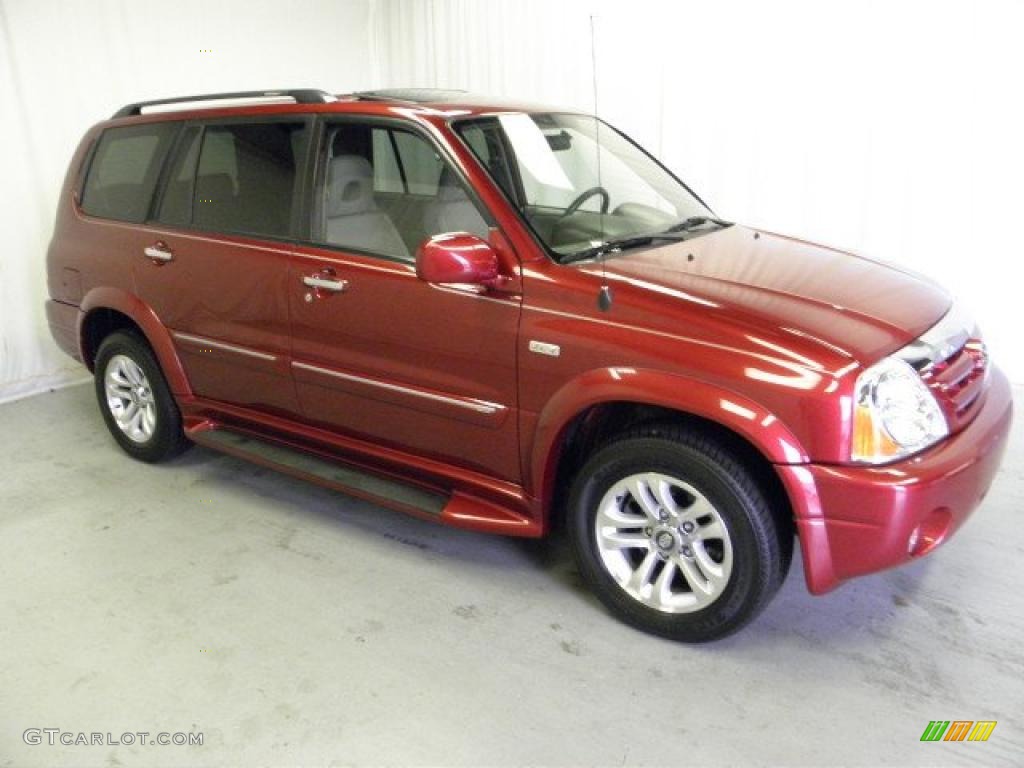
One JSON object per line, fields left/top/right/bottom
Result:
{"left": 79, "top": 287, "right": 191, "bottom": 396}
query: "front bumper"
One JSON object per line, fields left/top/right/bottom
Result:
{"left": 778, "top": 365, "right": 1013, "bottom": 594}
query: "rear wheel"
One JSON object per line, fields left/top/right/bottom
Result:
{"left": 94, "top": 331, "right": 189, "bottom": 463}
{"left": 567, "top": 425, "right": 790, "bottom": 642}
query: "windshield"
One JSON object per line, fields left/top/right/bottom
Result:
{"left": 455, "top": 113, "right": 715, "bottom": 260}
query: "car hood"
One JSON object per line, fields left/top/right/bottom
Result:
{"left": 590, "top": 224, "right": 951, "bottom": 364}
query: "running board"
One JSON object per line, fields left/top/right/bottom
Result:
{"left": 187, "top": 425, "right": 540, "bottom": 536}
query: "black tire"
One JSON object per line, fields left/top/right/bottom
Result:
{"left": 567, "top": 424, "right": 790, "bottom": 642}
{"left": 93, "top": 330, "right": 189, "bottom": 463}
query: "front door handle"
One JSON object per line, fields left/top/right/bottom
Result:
{"left": 302, "top": 275, "right": 348, "bottom": 293}
{"left": 143, "top": 243, "right": 173, "bottom": 263}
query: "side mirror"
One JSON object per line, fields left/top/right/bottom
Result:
{"left": 415, "top": 233, "right": 500, "bottom": 287}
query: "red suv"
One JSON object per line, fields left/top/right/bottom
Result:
{"left": 46, "top": 88, "right": 1012, "bottom": 641}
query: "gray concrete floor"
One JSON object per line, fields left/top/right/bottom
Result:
{"left": 1, "top": 382, "right": 1022, "bottom": 767}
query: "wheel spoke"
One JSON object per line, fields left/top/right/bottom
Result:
{"left": 652, "top": 477, "right": 679, "bottom": 516}
{"left": 596, "top": 501, "right": 647, "bottom": 530}
{"left": 600, "top": 530, "right": 651, "bottom": 550}
{"left": 109, "top": 369, "right": 132, "bottom": 389}
{"left": 674, "top": 555, "right": 715, "bottom": 606}
{"left": 679, "top": 494, "right": 716, "bottom": 522}
{"left": 626, "top": 476, "right": 661, "bottom": 522}
{"left": 106, "top": 375, "right": 131, "bottom": 395}
{"left": 128, "top": 408, "right": 144, "bottom": 435}
{"left": 123, "top": 361, "right": 142, "bottom": 386}
{"left": 698, "top": 519, "right": 726, "bottom": 541}
{"left": 654, "top": 558, "right": 677, "bottom": 604}
{"left": 120, "top": 402, "right": 138, "bottom": 424}
{"left": 142, "top": 404, "right": 156, "bottom": 436}
{"left": 693, "top": 541, "right": 727, "bottom": 583}
{"left": 626, "top": 550, "right": 658, "bottom": 593}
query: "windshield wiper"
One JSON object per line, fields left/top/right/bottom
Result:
{"left": 665, "top": 215, "right": 732, "bottom": 233}
{"left": 559, "top": 217, "right": 733, "bottom": 264}
{"left": 560, "top": 233, "right": 690, "bottom": 264}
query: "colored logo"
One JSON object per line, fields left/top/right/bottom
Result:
{"left": 921, "top": 721, "right": 997, "bottom": 742}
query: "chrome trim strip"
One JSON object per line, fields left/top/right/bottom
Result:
{"left": 73, "top": 215, "right": 294, "bottom": 256}
{"left": 292, "top": 361, "right": 504, "bottom": 415}
{"left": 173, "top": 332, "right": 277, "bottom": 362}
{"left": 142, "top": 96, "right": 299, "bottom": 114}
{"left": 896, "top": 303, "right": 974, "bottom": 370}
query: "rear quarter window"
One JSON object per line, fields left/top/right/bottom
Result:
{"left": 81, "top": 123, "right": 178, "bottom": 222}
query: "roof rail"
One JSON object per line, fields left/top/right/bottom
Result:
{"left": 112, "top": 89, "right": 336, "bottom": 118}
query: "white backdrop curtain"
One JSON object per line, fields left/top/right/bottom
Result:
{"left": 373, "top": 0, "right": 1024, "bottom": 383}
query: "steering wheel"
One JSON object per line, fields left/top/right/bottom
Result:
{"left": 558, "top": 186, "right": 610, "bottom": 221}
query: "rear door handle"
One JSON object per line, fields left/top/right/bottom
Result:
{"left": 143, "top": 243, "right": 173, "bottom": 263}
{"left": 302, "top": 275, "right": 348, "bottom": 293}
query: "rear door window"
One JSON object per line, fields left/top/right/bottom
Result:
{"left": 192, "top": 122, "right": 308, "bottom": 238}
{"left": 81, "top": 123, "right": 179, "bottom": 222}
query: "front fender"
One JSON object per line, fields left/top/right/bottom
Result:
{"left": 79, "top": 287, "right": 191, "bottom": 396}
{"left": 530, "top": 367, "right": 808, "bottom": 508}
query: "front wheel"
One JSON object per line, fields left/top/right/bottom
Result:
{"left": 567, "top": 425, "right": 790, "bottom": 642}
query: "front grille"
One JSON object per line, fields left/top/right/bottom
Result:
{"left": 919, "top": 340, "right": 989, "bottom": 433}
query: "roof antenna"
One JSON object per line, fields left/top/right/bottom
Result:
{"left": 590, "top": 14, "right": 612, "bottom": 313}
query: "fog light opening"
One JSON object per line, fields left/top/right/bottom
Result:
{"left": 907, "top": 527, "right": 920, "bottom": 555}
{"left": 908, "top": 507, "right": 953, "bottom": 558}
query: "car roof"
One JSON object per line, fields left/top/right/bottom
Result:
{"left": 345, "top": 88, "right": 564, "bottom": 114}
{"left": 109, "top": 88, "right": 577, "bottom": 122}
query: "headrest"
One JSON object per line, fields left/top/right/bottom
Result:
{"left": 327, "top": 155, "right": 375, "bottom": 217}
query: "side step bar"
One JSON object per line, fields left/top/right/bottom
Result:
{"left": 194, "top": 427, "right": 446, "bottom": 516}
{"left": 188, "top": 425, "right": 541, "bottom": 536}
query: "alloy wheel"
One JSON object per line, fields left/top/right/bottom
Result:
{"left": 594, "top": 472, "right": 734, "bottom": 613}
{"left": 103, "top": 354, "right": 157, "bottom": 444}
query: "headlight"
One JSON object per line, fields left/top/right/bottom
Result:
{"left": 851, "top": 356, "right": 948, "bottom": 463}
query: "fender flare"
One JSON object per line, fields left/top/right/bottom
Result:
{"left": 530, "top": 367, "right": 808, "bottom": 509}
{"left": 79, "top": 287, "right": 191, "bottom": 396}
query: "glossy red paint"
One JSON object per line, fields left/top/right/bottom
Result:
{"left": 186, "top": 419, "right": 539, "bottom": 536}
{"left": 45, "top": 299, "right": 80, "bottom": 363}
{"left": 415, "top": 233, "right": 500, "bottom": 286}
{"left": 527, "top": 365, "right": 809, "bottom": 515}
{"left": 133, "top": 225, "right": 297, "bottom": 415}
{"left": 79, "top": 286, "right": 192, "bottom": 396}
{"left": 288, "top": 239, "right": 521, "bottom": 482}
{"left": 780, "top": 367, "right": 1012, "bottom": 593}
{"left": 45, "top": 92, "right": 1013, "bottom": 599}
{"left": 177, "top": 394, "right": 538, "bottom": 530}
